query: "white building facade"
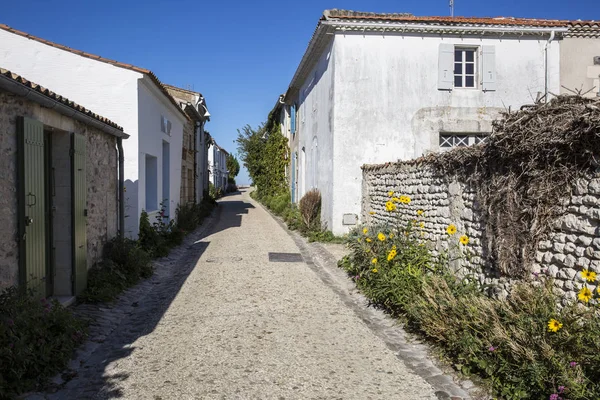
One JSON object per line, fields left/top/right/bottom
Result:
{"left": 281, "top": 10, "right": 565, "bottom": 235}
{"left": 208, "top": 143, "right": 229, "bottom": 191}
{"left": 0, "top": 24, "right": 188, "bottom": 238}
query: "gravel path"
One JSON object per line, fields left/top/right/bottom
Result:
{"left": 46, "top": 189, "right": 441, "bottom": 399}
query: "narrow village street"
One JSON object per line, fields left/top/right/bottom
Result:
{"left": 43, "top": 189, "right": 449, "bottom": 400}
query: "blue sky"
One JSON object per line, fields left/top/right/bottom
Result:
{"left": 2, "top": 0, "right": 598, "bottom": 184}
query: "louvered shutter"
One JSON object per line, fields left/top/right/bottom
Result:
{"left": 481, "top": 46, "right": 497, "bottom": 92}
{"left": 438, "top": 43, "right": 454, "bottom": 90}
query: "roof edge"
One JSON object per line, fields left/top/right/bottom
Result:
{"left": 0, "top": 68, "right": 128, "bottom": 138}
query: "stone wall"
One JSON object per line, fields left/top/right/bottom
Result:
{"left": 0, "top": 90, "right": 119, "bottom": 292}
{"left": 78, "top": 120, "right": 118, "bottom": 268}
{"left": 0, "top": 92, "right": 23, "bottom": 289}
{"left": 362, "top": 160, "right": 600, "bottom": 299}
{"left": 180, "top": 119, "right": 195, "bottom": 205}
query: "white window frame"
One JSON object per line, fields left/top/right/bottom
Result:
{"left": 454, "top": 47, "right": 478, "bottom": 89}
{"left": 440, "top": 133, "right": 489, "bottom": 149}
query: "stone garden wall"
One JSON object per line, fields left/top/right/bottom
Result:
{"left": 361, "top": 160, "right": 600, "bottom": 301}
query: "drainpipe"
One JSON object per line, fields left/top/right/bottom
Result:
{"left": 117, "top": 138, "right": 125, "bottom": 239}
{"left": 545, "top": 30, "right": 556, "bottom": 102}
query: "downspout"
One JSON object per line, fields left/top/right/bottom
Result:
{"left": 545, "top": 30, "right": 556, "bottom": 102}
{"left": 117, "top": 138, "right": 125, "bottom": 239}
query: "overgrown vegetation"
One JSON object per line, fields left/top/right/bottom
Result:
{"left": 237, "top": 112, "right": 343, "bottom": 243}
{"left": 0, "top": 288, "right": 87, "bottom": 397}
{"left": 80, "top": 237, "right": 153, "bottom": 303}
{"left": 82, "top": 196, "right": 216, "bottom": 304}
{"left": 340, "top": 191, "right": 600, "bottom": 399}
{"left": 425, "top": 95, "right": 600, "bottom": 277}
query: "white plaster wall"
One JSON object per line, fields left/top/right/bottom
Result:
{"left": 137, "top": 79, "right": 185, "bottom": 225}
{"left": 560, "top": 38, "right": 600, "bottom": 97}
{"left": 0, "top": 29, "right": 141, "bottom": 182}
{"left": 326, "top": 32, "right": 560, "bottom": 234}
{"left": 294, "top": 39, "right": 336, "bottom": 231}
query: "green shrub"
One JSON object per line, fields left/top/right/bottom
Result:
{"left": 80, "top": 237, "right": 152, "bottom": 303}
{"left": 0, "top": 288, "right": 87, "bottom": 397}
{"left": 340, "top": 192, "right": 600, "bottom": 400}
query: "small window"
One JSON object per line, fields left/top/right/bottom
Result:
{"left": 440, "top": 133, "right": 489, "bottom": 149}
{"left": 454, "top": 48, "right": 477, "bottom": 88}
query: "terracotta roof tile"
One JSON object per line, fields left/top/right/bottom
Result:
{"left": 0, "top": 67, "right": 124, "bottom": 132}
{"left": 324, "top": 9, "right": 572, "bottom": 27}
{"left": 0, "top": 24, "right": 188, "bottom": 120}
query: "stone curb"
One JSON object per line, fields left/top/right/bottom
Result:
{"left": 23, "top": 204, "right": 221, "bottom": 399}
{"left": 252, "top": 198, "right": 487, "bottom": 400}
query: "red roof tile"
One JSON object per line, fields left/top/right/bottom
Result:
{"left": 323, "top": 9, "right": 591, "bottom": 28}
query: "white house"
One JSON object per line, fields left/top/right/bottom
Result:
{"left": 279, "top": 10, "right": 567, "bottom": 235}
{"left": 164, "top": 84, "right": 211, "bottom": 205}
{"left": 208, "top": 143, "right": 229, "bottom": 191}
{"left": 0, "top": 24, "right": 189, "bottom": 238}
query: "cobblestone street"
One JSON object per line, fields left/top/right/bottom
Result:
{"left": 36, "top": 189, "right": 470, "bottom": 400}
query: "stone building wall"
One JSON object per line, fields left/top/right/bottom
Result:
{"left": 362, "top": 161, "right": 600, "bottom": 300}
{"left": 77, "top": 120, "right": 118, "bottom": 268}
{"left": 180, "top": 119, "right": 195, "bottom": 205}
{"left": 0, "top": 91, "right": 119, "bottom": 291}
{"left": 0, "top": 92, "right": 24, "bottom": 289}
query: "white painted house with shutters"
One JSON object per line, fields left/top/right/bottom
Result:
{"left": 0, "top": 24, "right": 188, "bottom": 238}
{"left": 279, "top": 9, "right": 565, "bottom": 235}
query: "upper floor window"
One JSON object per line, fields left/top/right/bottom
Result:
{"left": 454, "top": 48, "right": 476, "bottom": 88}
{"left": 438, "top": 44, "right": 496, "bottom": 92}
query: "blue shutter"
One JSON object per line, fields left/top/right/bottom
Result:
{"left": 291, "top": 154, "right": 296, "bottom": 203}
{"left": 290, "top": 104, "right": 296, "bottom": 135}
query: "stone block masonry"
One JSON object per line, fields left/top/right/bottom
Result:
{"left": 362, "top": 161, "right": 600, "bottom": 300}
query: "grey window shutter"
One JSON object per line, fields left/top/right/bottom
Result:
{"left": 438, "top": 43, "right": 454, "bottom": 90}
{"left": 481, "top": 45, "right": 497, "bottom": 92}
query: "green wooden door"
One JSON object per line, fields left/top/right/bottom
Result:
{"left": 72, "top": 133, "right": 87, "bottom": 295}
{"left": 17, "top": 117, "right": 47, "bottom": 298}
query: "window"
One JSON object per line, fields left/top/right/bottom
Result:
{"left": 440, "top": 133, "right": 488, "bottom": 149}
{"left": 454, "top": 48, "right": 477, "bottom": 88}
{"left": 145, "top": 154, "right": 158, "bottom": 211}
{"left": 160, "top": 116, "right": 172, "bottom": 135}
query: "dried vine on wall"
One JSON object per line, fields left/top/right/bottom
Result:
{"left": 427, "top": 96, "right": 600, "bottom": 277}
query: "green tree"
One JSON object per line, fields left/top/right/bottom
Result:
{"left": 236, "top": 116, "right": 289, "bottom": 197}
{"left": 226, "top": 154, "right": 240, "bottom": 179}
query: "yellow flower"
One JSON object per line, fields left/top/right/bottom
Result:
{"left": 420, "top": 222, "right": 425, "bottom": 228}
{"left": 378, "top": 232, "right": 386, "bottom": 241}
{"left": 446, "top": 224, "right": 457, "bottom": 235}
{"left": 392, "top": 197, "right": 401, "bottom": 203}
{"left": 369, "top": 211, "right": 375, "bottom": 215}
{"left": 363, "top": 227, "right": 369, "bottom": 235}
{"left": 400, "top": 195, "right": 411, "bottom": 204}
{"left": 371, "top": 258, "right": 378, "bottom": 265}
{"left": 417, "top": 209, "right": 424, "bottom": 216}
{"left": 389, "top": 233, "right": 394, "bottom": 239}
{"left": 581, "top": 269, "right": 597, "bottom": 283}
{"left": 387, "top": 249, "right": 397, "bottom": 261}
{"left": 459, "top": 235, "right": 469, "bottom": 245}
{"left": 578, "top": 286, "right": 593, "bottom": 303}
{"left": 366, "top": 238, "right": 372, "bottom": 243}
{"left": 372, "top": 268, "right": 378, "bottom": 273}
{"left": 385, "top": 201, "right": 397, "bottom": 212}
{"left": 392, "top": 245, "right": 397, "bottom": 250}
{"left": 388, "top": 191, "right": 394, "bottom": 197}
{"left": 547, "top": 319, "right": 563, "bottom": 332}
